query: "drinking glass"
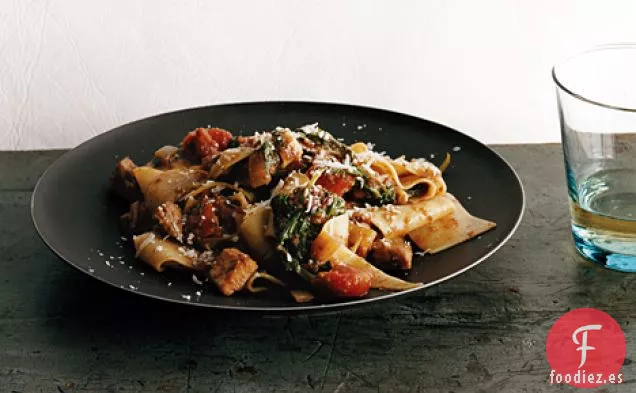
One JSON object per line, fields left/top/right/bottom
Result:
{"left": 554, "top": 44, "right": 636, "bottom": 272}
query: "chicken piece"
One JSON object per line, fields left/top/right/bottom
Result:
{"left": 208, "top": 248, "right": 258, "bottom": 296}
{"left": 348, "top": 222, "right": 377, "bottom": 258}
{"left": 368, "top": 237, "right": 413, "bottom": 271}
{"left": 154, "top": 202, "right": 184, "bottom": 241}
{"left": 111, "top": 157, "right": 142, "bottom": 201}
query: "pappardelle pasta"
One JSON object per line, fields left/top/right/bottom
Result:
{"left": 111, "top": 124, "right": 495, "bottom": 302}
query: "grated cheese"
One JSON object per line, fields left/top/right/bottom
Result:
{"left": 176, "top": 246, "right": 197, "bottom": 258}
{"left": 192, "top": 274, "right": 204, "bottom": 285}
{"left": 305, "top": 193, "right": 314, "bottom": 213}
{"left": 313, "top": 159, "right": 356, "bottom": 172}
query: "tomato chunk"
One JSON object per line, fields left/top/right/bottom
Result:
{"left": 188, "top": 198, "right": 222, "bottom": 238}
{"left": 181, "top": 127, "right": 233, "bottom": 161}
{"left": 315, "top": 172, "right": 356, "bottom": 196}
{"left": 312, "top": 264, "right": 372, "bottom": 298}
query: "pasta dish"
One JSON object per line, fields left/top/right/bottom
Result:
{"left": 111, "top": 124, "right": 495, "bottom": 302}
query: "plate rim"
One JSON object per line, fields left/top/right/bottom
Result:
{"left": 31, "top": 100, "right": 526, "bottom": 313}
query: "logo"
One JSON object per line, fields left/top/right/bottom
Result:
{"left": 572, "top": 324, "right": 602, "bottom": 368}
{"left": 546, "top": 308, "right": 625, "bottom": 388}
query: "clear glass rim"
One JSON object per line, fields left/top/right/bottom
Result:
{"left": 552, "top": 43, "right": 636, "bottom": 113}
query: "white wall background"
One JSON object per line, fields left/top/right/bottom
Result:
{"left": 2, "top": 0, "right": 636, "bottom": 150}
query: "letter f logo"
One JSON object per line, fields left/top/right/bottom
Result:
{"left": 572, "top": 324, "right": 602, "bottom": 368}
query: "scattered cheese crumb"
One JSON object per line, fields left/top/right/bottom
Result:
{"left": 167, "top": 282, "right": 173, "bottom": 287}
{"left": 105, "top": 261, "right": 112, "bottom": 267}
{"left": 192, "top": 274, "right": 204, "bottom": 285}
{"left": 181, "top": 294, "right": 192, "bottom": 301}
{"left": 452, "top": 146, "right": 461, "bottom": 152}
{"left": 88, "top": 268, "right": 95, "bottom": 273}
{"left": 129, "top": 285, "right": 138, "bottom": 291}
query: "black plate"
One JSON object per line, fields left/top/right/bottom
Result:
{"left": 32, "top": 102, "right": 524, "bottom": 312}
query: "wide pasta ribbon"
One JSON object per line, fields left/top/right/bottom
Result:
{"left": 408, "top": 194, "right": 496, "bottom": 254}
{"left": 350, "top": 142, "right": 446, "bottom": 203}
{"left": 133, "top": 232, "right": 199, "bottom": 272}
{"left": 352, "top": 193, "right": 457, "bottom": 238}
{"left": 133, "top": 166, "right": 207, "bottom": 211}
{"left": 313, "top": 214, "right": 421, "bottom": 291}
{"left": 208, "top": 146, "right": 255, "bottom": 178}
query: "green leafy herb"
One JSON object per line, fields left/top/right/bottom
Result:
{"left": 261, "top": 141, "right": 278, "bottom": 173}
{"left": 227, "top": 137, "right": 240, "bottom": 148}
{"left": 363, "top": 181, "right": 396, "bottom": 205}
{"left": 271, "top": 186, "right": 345, "bottom": 277}
{"left": 351, "top": 166, "right": 397, "bottom": 205}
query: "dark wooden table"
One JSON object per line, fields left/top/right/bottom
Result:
{"left": 1, "top": 145, "right": 634, "bottom": 393}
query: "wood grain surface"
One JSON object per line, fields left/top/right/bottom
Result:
{"left": 1, "top": 146, "right": 634, "bottom": 393}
